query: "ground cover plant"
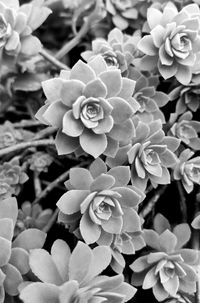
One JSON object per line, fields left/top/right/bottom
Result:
{"left": 1, "top": 0, "right": 200, "bottom": 302}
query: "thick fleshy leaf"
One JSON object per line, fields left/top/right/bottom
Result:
{"left": 25, "top": 4, "right": 52, "bottom": 31}
{"left": 60, "top": 80, "right": 85, "bottom": 107}
{"left": 102, "top": 216, "right": 123, "bottom": 234}
{"left": 151, "top": 25, "right": 165, "bottom": 48}
{"left": 153, "top": 214, "right": 171, "bottom": 235}
{"left": 192, "top": 214, "right": 200, "bottom": 229}
{"left": 55, "top": 130, "right": 79, "bottom": 155}
{"left": 0, "top": 197, "right": 18, "bottom": 226}
{"left": 80, "top": 211, "right": 101, "bottom": 244}
{"left": 158, "top": 61, "right": 177, "bottom": 79}
{"left": 29, "top": 249, "right": 63, "bottom": 285}
{"left": 137, "top": 35, "right": 157, "bottom": 56}
{"left": 112, "top": 282, "right": 137, "bottom": 302}
{"left": 70, "top": 168, "right": 93, "bottom": 190}
{"left": 152, "top": 282, "right": 169, "bottom": 302}
{"left": 175, "top": 65, "right": 192, "bottom": 85}
{"left": 114, "top": 187, "right": 141, "bottom": 207}
{"left": 117, "top": 78, "right": 136, "bottom": 100}
{"left": 140, "top": 55, "right": 158, "bottom": 71}
{"left": 88, "top": 55, "right": 107, "bottom": 75}
{"left": 162, "top": 137, "right": 180, "bottom": 152}
{"left": 89, "top": 158, "right": 107, "bottom": 179}
{"left": 147, "top": 7, "right": 163, "bottom": 30}
{"left": 84, "top": 246, "right": 112, "bottom": 282}
{"left": 0, "top": 237, "right": 11, "bottom": 267}
{"left": 179, "top": 249, "right": 199, "bottom": 265}
{"left": 20, "top": 282, "right": 59, "bottom": 303}
{"left": 43, "top": 101, "right": 66, "bottom": 128}
{"left": 122, "top": 208, "right": 141, "bottom": 233}
{"left": 162, "top": 275, "right": 179, "bottom": 296}
{"left": 12, "top": 229, "right": 46, "bottom": 251}
{"left": 108, "top": 97, "right": 133, "bottom": 124}
{"left": 107, "top": 166, "right": 130, "bottom": 187}
{"left": 62, "top": 110, "right": 84, "bottom": 137}
{"left": 130, "top": 256, "right": 149, "bottom": 272}
{"left": 108, "top": 119, "right": 135, "bottom": 142}
{"left": 68, "top": 241, "right": 92, "bottom": 283}
{"left": 3, "top": 263, "right": 22, "bottom": 296}
{"left": 51, "top": 240, "right": 71, "bottom": 282}
{"left": 99, "top": 70, "right": 122, "bottom": 98}
{"left": 42, "top": 78, "right": 64, "bottom": 102}
{"left": 1, "top": 0, "right": 19, "bottom": 9}
{"left": 173, "top": 224, "right": 191, "bottom": 249}
{"left": 57, "top": 190, "right": 89, "bottom": 214}
{"left": 83, "top": 79, "right": 107, "bottom": 98}
{"left": 159, "top": 230, "right": 177, "bottom": 253}
{"left": 9, "top": 248, "right": 29, "bottom": 275}
{"left": 20, "top": 36, "right": 42, "bottom": 56}
{"left": 59, "top": 281, "right": 79, "bottom": 303}
{"left": 70, "top": 60, "right": 96, "bottom": 84}
{"left": 143, "top": 267, "right": 158, "bottom": 289}
{"left": 80, "top": 129, "right": 107, "bottom": 158}
{"left": 90, "top": 174, "right": 115, "bottom": 192}
{"left": 0, "top": 219, "right": 13, "bottom": 241}
{"left": 143, "top": 229, "right": 160, "bottom": 250}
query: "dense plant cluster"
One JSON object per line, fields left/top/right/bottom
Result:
{"left": 0, "top": 0, "right": 200, "bottom": 303}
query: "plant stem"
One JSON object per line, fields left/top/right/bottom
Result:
{"left": 176, "top": 181, "right": 187, "bottom": 222}
{"left": 13, "top": 120, "right": 42, "bottom": 128}
{"left": 32, "top": 169, "right": 70, "bottom": 205}
{"left": 55, "top": 1, "right": 101, "bottom": 60}
{"left": 0, "top": 139, "right": 54, "bottom": 158}
{"left": 32, "top": 160, "right": 91, "bottom": 205}
{"left": 34, "top": 171, "right": 42, "bottom": 198}
{"left": 33, "top": 126, "right": 56, "bottom": 140}
{"left": 39, "top": 48, "right": 69, "bottom": 70}
{"left": 140, "top": 185, "right": 167, "bottom": 218}
{"left": 42, "top": 209, "right": 59, "bottom": 233}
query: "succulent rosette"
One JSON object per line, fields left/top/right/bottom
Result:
{"left": 0, "top": 158, "right": 28, "bottom": 199}
{"left": 20, "top": 240, "right": 137, "bottom": 303}
{"left": 0, "top": 197, "right": 46, "bottom": 302}
{"left": 109, "top": 231, "right": 146, "bottom": 274}
{"left": 169, "top": 80, "right": 200, "bottom": 114}
{"left": 82, "top": 28, "right": 139, "bottom": 76}
{"left": 129, "top": 67, "right": 169, "bottom": 123}
{"left": 137, "top": 2, "right": 200, "bottom": 85}
{"left": 105, "top": 0, "right": 139, "bottom": 30}
{"left": 15, "top": 202, "right": 53, "bottom": 237}
{"left": 107, "top": 119, "right": 180, "bottom": 191}
{"left": 28, "top": 152, "right": 53, "bottom": 173}
{"left": 0, "top": 0, "right": 51, "bottom": 66}
{"left": 169, "top": 112, "right": 200, "bottom": 150}
{"left": 130, "top": 214, "right": 199, "bottom": 301}
{"left": 36, "top": 56, "right": 139, "bottom": 158}
{"left": 57, "top": 158, "right": 145, "bottom": 245}
{"left": 173, "top": 149, "right": 200, "bottom": 193}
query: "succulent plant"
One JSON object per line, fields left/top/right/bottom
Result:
{"left": 173, "top": 148, "right": 200, "bottom": 193}
{"left": 82, "top": 27, "right": 139, "bottom": 76}
{"left": 57, "top": 158, "right": 145, "bottom": 244}
{"left": 130, "top": 214, "right": 198, "bottom": 301}
{"left": 36, "top": 56, "right": 139, "bottom": 158}
{"left": 137, "top": 2, "right": 200, "bottom": 85}
{"left": 0, "top": 0, "right": 51, "bottom": 67}
{"left": 15, "top": 202, "right": 53, "bottom": 236}
{"left": 20, "top": 240, "right": 137, "bottom": 303}
{"left": 107, "top": 119, "right": 180, "bottom": 191}
{"left": 169, "top": 112, "right": 200, "bottom": 150}
{"left": 0, "top": 197, "right": 46, "bottom": 302}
